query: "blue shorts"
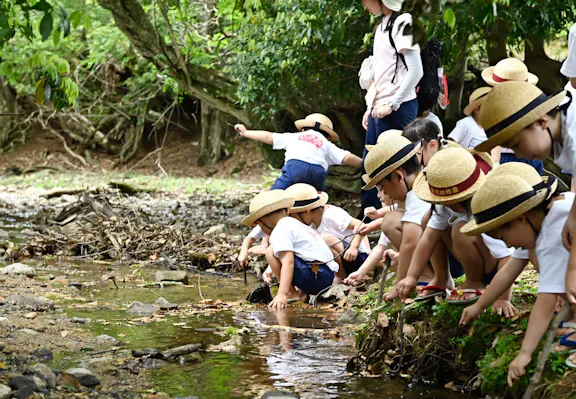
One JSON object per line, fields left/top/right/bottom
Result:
{"left": 343, "top": 251, "right": 369, "bottom": 275}
{"left": 292, "top": 256, "right": 334, "bottom": 295}
{"left": 484, "top": 265, "right": 498, "bottom": 285}
{"left": 271, "top": 159, "right": 327, "bottom": 191}
{"left": 448, "top": 251, "right": 498, "bottom": 284}
{"left": 500, "top": 153, "right": 544, "bottom": 176}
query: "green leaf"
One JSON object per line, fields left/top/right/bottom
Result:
{"left": 32, "top": 0, "right": 52, "bottom": 12}
{"left": 443, "top": 9, "right": 456, "bottom": 29}
{"left": 36, "top": 78, "right": 45, "bottom": 105}
{"left": 0, "top": 15, "right": 9, "bottom": 29}
{"left": 0, "top": 28, "right": 14, "bottom": 41}
{"left": 69, "top": 10, "right": 82, "bottom": 29}
{"left": 52, "top": 27, "right": 60, "bottom": 46}
{"left": 83, "top": 13, "right": 92, "bottom": 32}
{"left": 39, "top": 13, "right": 53, "bottom": 41}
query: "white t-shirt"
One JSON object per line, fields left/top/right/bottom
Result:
{"left": 537, "top": 192, "right": 575, "bottom": 293}
{"left": 372, "top": 13, "right": 420, "bottom": 106}
{"left": 448, "top": 116, "right": 487, "bottom": 149}
{"left": 247, "top": 225, "right": 266, "bottom": 240}
{"left": 561, "top": 24, "right": 576, "bottom": 78}
{"left": 553, "top": 110, "right": 576, "bottom": 175}
{"left": 317, "top": 205, "right": 370, "bottom": 254}
{"left": 378, "top": 232, "right": 389, "bottom": 246}
{"left": 272, "top": 130, "right": 350, "bottom": 171}
{"left": 270, "top": 217, "right": 339, "bottom": 273}
{"left": 424, "top": 112, "right": 443, "bottom": 135}
{"left": 401, "top": 190, "right": 431, "bottom": 226}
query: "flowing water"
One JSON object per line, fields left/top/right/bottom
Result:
{"left": 37, "top": 261, "right": 469, "bottom": 399}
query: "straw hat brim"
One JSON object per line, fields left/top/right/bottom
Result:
{"left": 475, "top": 90, "right": 566, "bottom": 153}
{"left": 294, "top": 120, "right": 339, "bottom": 142}
{"left": 413, "top": 169, "right": 486, "bottom": 205}
{"left": 362, "top": 142, "right": 422, "bottom": 191}
{"left": 460, "top": 189, "right": 548, "bottom": 235}
{"left": 463, "top": 99, "right": 484, "bottom": 116}
{"left": 481, "top": 66, "right": 539, "bottom": 86}
{"left": 289, "top": 192, "right": 329, "bottom": 213}
{"left": 241, "top": 198, "right": 296, "bottom": 227}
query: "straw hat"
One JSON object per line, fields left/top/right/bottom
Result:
{"left": 481, "top": 58, "right": 539, "bottom": 86}
{"left": 460, "top": 175, "right": 549, "bottom": 235}
{"left": 362, "top": 135, "right": 422, "bottom": 190}
{"left": 365, "top": 129, "right": 403, "bottom": 151}
{"left": 381, "top": 0, "right": 404, "bottom": 12}
{"left": 294, "top": 114, "right": 339, "bottom": 142}
{"left": 413, "top": 147, "right": 487, "bottom": 205}
{"left": 463, "top": 87, "right": 492, "bottom": 116}
{"left": 241, "top": 190, "right": 295, "bottom": 227}
{"left": 285, "top": 183, "right": 329, "bottom": 213}
{"left": 475, "top": 82, "right": 566, "bottom": 152}
{"left": 486, "top": 162, "right": 558, "bottom": 199}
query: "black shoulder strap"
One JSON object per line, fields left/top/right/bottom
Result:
{"left": 387, "top": 12, "right": 408, "bottom": 84}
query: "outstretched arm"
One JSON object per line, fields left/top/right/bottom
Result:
{"left": 235, "top": 124, "right": 273, "bottom": 145}
{"left": 342, "top": 154, "right": 363, "bottom": 168}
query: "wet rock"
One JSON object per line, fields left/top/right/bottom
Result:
{"left": 155, "top": 297, "right": 178, "bottom": 311}
{"left": 31, "top": 363, "right": 57, "bottom": 388}
{"left": 0, "top": 229, "right": 9, "bottom": 240}
{"left": 320, "top": 284, "right": 351, "bottom": 301}
{"left": 207, "top": 336, "right": 242, "bottom": 354}
{"left": 132, "top": 348, "right": 163, "bottom": 359}
{"left": 0, "top": 384, "right": 11, "bottom": 399}
{"left": 69, "top": 282, "right": 83, "bottom": 290}
{"left": 336, "top": 309, "right": 367, "bottom": 326}
{"left": 0, "top": 317, "right": 13, "bottom": 328}
{"left": 128, "top": 358, "right": 167, "bottom": 374}
{"left": 95, "top": 334, "right": 121, "bottom": 345}
{"left": 8, "top": 376, "right": 37, "bottom": 392}
{"left": 70, "top": 317, "right": 92, "bottom": 324}
{"left": 32, "top": 376, "right": 46, "bottom": 391}
{"left": 2, "top": 345, "right": 18, "bottom": 354}
{"left": 24, "top": 312, "right": 37, "bottom": 319}
{"left": 64, "top": 368, "right": 100, "bottom": 387}
{"left": 32, "top": 348, "right": 53, "bottom": 361}
{"left": 155, "top": 271, "right": 188, "bottom": 285}
{"left": 203, "top": 224, "right": 225, "bottom": 236}
{"left": 81, "top": 357, "right": 120, "bottom": 376}
{"left": 127, "top": 301, "right": 158, "bottom": 315}
{"left": 0, "top": 263, "right": 36, "bottom": 277}
{"left": 6, "top": 294, "right": 54, "bottom": 311}
{"left": 261, "top": 391, "right": 300, "bottom": 399}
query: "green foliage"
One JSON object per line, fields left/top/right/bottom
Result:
{"left": 30, "top": 50, "right": 78, "bottom": 109}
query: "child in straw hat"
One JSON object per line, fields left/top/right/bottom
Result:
{"left": 347, "top": 135, "right": 434, "bottom": 299}
{"left": 458, "top": 171, "right": 575, "bottom": 381}
{"left": 448, "top": 87, "right": 492, "bottom": 149}
{"left": 284, "top": 184, "right": 371, "bottom": 281}
{"left": 241, "top": 190, "right": 339, "bottom": 309}
{"left": 396, "top": 147, "right": 519, "bottom": 304}
{"left": 234, "top": 114, "right": 362, "bottom": 192}
{"left": 459, "top": 162, "right": 559, "bottom": 326}
{"left": 481, "top": 58, "right": 544, "bottom": 174}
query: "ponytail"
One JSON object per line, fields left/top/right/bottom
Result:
{"left": 403, "top": 119, "right": 446, "bottom": 147}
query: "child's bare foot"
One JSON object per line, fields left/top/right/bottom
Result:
{"left": 552, "top": 331, "right": 576, "bottom": 353}
{"left": 384, "top": 285, "right": 400, "bottom": 302}
{"left": 557, "top": 319, "right": 576, "bottom": 337}
{"left": 446, "top": 280, "right": 485, "bottom": 302}
{"left": 417, "top": 277, "right": 453, "bottom": 299}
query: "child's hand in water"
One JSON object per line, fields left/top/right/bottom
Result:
{"left": 343, "top": 247, "right": 358, "bottom": 262}
{"left": 364, "top": 207, "right": 379, "bottom": 220}
{"left": 397, "top": 276, "right": 417, "bottom": 301}
{"left": 459, "top": 303, "right": 484, "bottom": 326}
{"left": 344, "top": 270, "right": 365, "bottom": 286}
{"left": 234, "top": 124, "right": 247, "bottom": 136}
{"left": 508, "top": 352, "right": 531, "bottom": 386}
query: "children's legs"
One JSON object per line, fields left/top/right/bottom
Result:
{"left": 419, "top": 229, "right": 454, "bottom": 297}
{"left": 381, "top": 211, "right": 403, "bottom": 251}
{"left": 321, "top": 233, "right": 346, "bottom": 282}
{"left": 265, "top": 247, "right": 300, "bottom": 299}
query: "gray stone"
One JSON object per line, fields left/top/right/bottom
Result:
{"left": 64, "top": 368, "right": 100, "bottom": 387}
{"left": 31, "top": 363, "right": 57, "bottom": 388}
{"left": 155, "top": 297, "right": 178, "bottom": 310}
{"left": 0, "top": 263, "right": 36, "bottom": 277}
{"left": 33, "top": 347, "right": 53, "bottom": 361}
{"left": 261, "top": 391, "right": 300, "bottom": 399}
{"left": 0, "top": 384, "right": 11, "bottom": 399}
{"left": 127, "top": 301, "right": 158, "bottom": 315}
{"left": 95, "top": 334, "right": 121, "bottom": 345}
{"left": 8, "top": 375, "right": 37, "bottom": 392}
{"left": 0, "top": 229, "right": 9, "bottom": 240}
{"left": 320, "top": 284, "right": 351, "bottom": 301}
{"left": 204, "top": 224, "right": 226, "bottom": 236}
{"left": 155, "top": 271, "right": 188, "bottom": 284}
{"left": 17, "top": 328, "right": 38, "bottom": 335}
{"left": 6, "top": 294, "right": 54, "bottom": 311}
{"left": 336, "top": 309, "right": 367, "bottom": 326}
{"left": 70, "top": 317, "right": 92, "bottom": 324}
{"left": 227, "top": 215, "right": 245, "bottom": 226}
{"left": 32, "top": 376, "right": 46, "bottom": 391}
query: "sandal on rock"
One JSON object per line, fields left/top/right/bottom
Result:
{"left": 446, "top": 288, "right": 483, "bottom": 305}
{"left": 552, "top": 331, "right": 576, "bottom": 354}
{"left": 415, "top": 285, "right": 445, "bottom": 302}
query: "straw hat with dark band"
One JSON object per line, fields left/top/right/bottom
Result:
{"left": 294, "top": 113, "right": 339, "bottom": 142}
{"left": 414, "top": 147, "right": 488, "bottom": 205}
{"left": 475, "top": 82, "right": 566, "bottom": 153}
{"left": 463, "top": 87, "right": 492, "bottom": 116}
{"left": 482, "top": 58, "right": 539, "bottom": 86}
{"left": 488, "top": 162, "right": 558, "bottom": 200}
{"left": 460, "top": 175, "right": 549, "bottom": 236}
{"left": 362, "top": 135, "right": 422, "bottom": 190}
{"left": 241, "top": 190, "right": 295, "bottom": 227}
{"left": 285, "top": 183, "right": 329, "bottom": 213}
{"left": 365, "top": 129, "right": 403, "bottom": 151}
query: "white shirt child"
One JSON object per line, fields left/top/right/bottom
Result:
{"left": 537, "top": 192, "right": 575, "bottom": 293}
{"left": 402, "top": 190, "right": 431, "bottom": 226}
{"left": 316, "top": 205, "right": 370, "bottom": 254}
{"left": 270, "top": 217, "right": 339, "bottom": 273}
{"left": 448, "top": 116, "right": 487, "bottom": 149}
{"left": 272, "top": 130, "right": 350, "bottom": 171}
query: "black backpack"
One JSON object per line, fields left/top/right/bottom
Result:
{"left": 385, "top": 13, "right": 442, "bottom": 113}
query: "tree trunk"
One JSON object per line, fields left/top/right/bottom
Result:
{"left": 445, "top": 36, "right": 469, "bottom": 123}
{"left": 524, "top": 36, "right": 566, "bottom": 95}
{"left": 333, "top": 111, "right": 364, "bottom": 156}
{"left": 0, "top": 77, "right": 18, "bottom": 151}
{"left": 199, "top": 102, "right": 228, "bottom": 166}
{"left": 486, "top": 21, "right": 509, "bottom": 66}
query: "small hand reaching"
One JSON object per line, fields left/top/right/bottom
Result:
{"left": 364, "top": 206, "right": 379, "bottom": 220}
{"left": 491, "top": 299, "right": 518, "bottom": 319}
{"left": 383, "top": 249, "right": 399, "bottom": 269}
{"left": 262, "top": 265, "right": 274, "bottom": 284}
{"left": 344, "top": 270, "right": 365, "bottom": 286}
{"left": 507, "top": 352, "right": 531, "bottom": 386}
{"left": 235, "top": 124, "right": 247, "bottom": 137}
{"left": 269, "top": 292, "right": 288, "bottom": 310}
{"left": 459, "top": 303, "right": 484, "bottom": 326}
{"left": 397, "top": 276, "right": 417, "bottom": 302}
{"left": 343, "top": 247, "right": 358, "bottom": 262}
{"left": 362, "top": 109, "right": 370, "bottom": 130}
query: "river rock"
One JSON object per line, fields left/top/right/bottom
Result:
{"left": 6, "top": 294, "right": 54, "bottom": 311}
{"left": 32, "top": 347, "right": 53, "bottom": 361}
{"left": 24, "top": 312, "right": 37, "bottom": 319}
{"left": 132, "top": 348, "right": 163, "bottom": 358}
{"left": 70, "top": 317, "right": 92, "bottom": 324}
{"left": 95, "top": 334, "right": 121, "bottom": 345}
{"left": 31, "top": 363, "right": 57, "bottom": 388}
{"left": 8, "top": 375, "right": 37, "bottom": 392}
{"left": 0, "top": 263, "right": 36, "bottom": 277}
{"left": 155, "top": 271, "right": 188, "bottom": 285}
{"left": 32, "top": 376, "right": 46, "bottom": 391}
{"left": 0, "top": 229, "right": 9, "bottom": 240}
{"left": 336, "top": 309, "right": 367, "bottom": 326}
{"left": 17, "top": 328, "right": 38, "bottom": 335}
{"left": 0, "top": 384, "right": 11, "bottom": 399}
{"left": 64, "top": 368, "right": 100, "bottom": 387}
{"left": 203, "top": 224, "right": 225, "bottom": 236}
{"left": 127, "top": 301, "right": 158, "bottom": 315}
{"left": 155, "top": 297, "right": 178, "bottom": 310}
{"left": 261, "top": 391, "right": 300, "bottom": 398}
{"left": 320, "top": 284, "right": 350, "bottom": 301}
{"left": 227, "top": 215, "right": 245, "bottom": 226}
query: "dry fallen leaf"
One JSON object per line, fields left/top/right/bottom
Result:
{"left": 403, "top": 324, "right": 415, "bottom": 337}
{"left": 378, "top": 313, "right": 389, "bottom": 328}
{"left": 445, "top": 381, "right": 459, "bottom": 392}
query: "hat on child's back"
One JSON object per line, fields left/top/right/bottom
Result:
{"left": 460, "top": 174, "right": 549, "bottom": 236}
{"left": 463, "top": 87, "right": 492, "bottom": 116}
{"left": 413, "top": 147, "right": 488, "bottom": 205}
{"left": 294, "top": 114, "right": 339, "bottom": 142}
{"left": 475, "top": 82, "right": 566, "bottom": 152}
{"left": 241, "top": 190, "right": 295, "bottom": 227}
{"left": 482, "top": 58, "right": 539, "bottom": 86}
{"left": 285, "top": 184, "right": 329, "bottom": 213}
{"left": 362, "top": 135, "right": 422, "bottom": 190}
{"left": 365, "top": 129, "right": 403, "bottom": 151}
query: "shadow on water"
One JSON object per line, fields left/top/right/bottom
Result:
{"left": 40, "top": 261, "right": 468, "bottom": 399}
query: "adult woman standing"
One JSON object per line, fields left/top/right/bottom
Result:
{"left": 360, "top": 0, "right": 423, "bottom": 212}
